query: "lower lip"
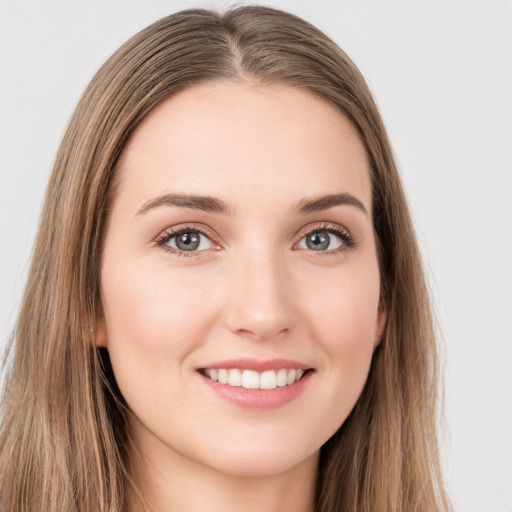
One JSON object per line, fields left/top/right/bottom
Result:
{"left": 198, "top": 371, "right": 313, "bottom": 409}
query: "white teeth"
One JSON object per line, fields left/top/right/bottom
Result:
{"left": 228, "top": 368, "right": 242, "bottom": 387}
{"left": 218, "top": 369, "right": 228, "bottom": 385}
{"left": 203, "top": 368, "right": 307, "bottom": 389}
{"left": 276, "top": 369, "right": 288, "bottom": 387}
{"left": 242, "top": 370, "right": 260, "bottom": 389}
{"left": 260, "top": 370, "right": 277, "bottom": 389}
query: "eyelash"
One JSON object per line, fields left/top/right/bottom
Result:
{"left": 155, "top": 223, "right": 218, "bottom": 258}
{"left": 155, "top": 222, "right": 355, "bottom": 258}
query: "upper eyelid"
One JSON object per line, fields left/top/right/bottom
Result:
{"left": 157, "top": 223, "right": 218, "bottom": 242}
{"left": 294, "top": 221, "right": 351, "bottom": 240}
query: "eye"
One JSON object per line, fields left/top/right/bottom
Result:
{"left": 167, "top": 231, "right": 210, "bottom": 251}
{"left": 155, "top": 225, "right": 219, "bottom": 257}
{"left": 296, "top": 223, "right": 354, "bottom": 253}
{"left": 297, "top": 230, "right": 342, "bottom": 251}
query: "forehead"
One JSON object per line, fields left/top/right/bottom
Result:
{"left": 115, "top": 82, "right": 372, "bottom": 215}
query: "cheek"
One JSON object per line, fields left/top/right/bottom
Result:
{"left": 103, "top": 257, "right": 208, "bottom": 329}
{"left": 304, "top": 265, "right": 381, "bottom": 342}
{"left": 99, "top": 259, "right": 222, "bottom": 420}
{"left": 285, "top": 263, "right": 381, "bottom": 445}
{"left": 299, "top": 262, "right": 380, "bottom": 400}
{"left": 99, "top": 257, "right": 218, "bottom": 375}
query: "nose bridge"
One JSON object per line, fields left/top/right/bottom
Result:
{"left": 224, "top": 242, "right": 296, "bottom": 340}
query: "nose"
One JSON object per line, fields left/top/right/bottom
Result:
{"left": 223, "top": 250, "right": 297, "bottom": 341}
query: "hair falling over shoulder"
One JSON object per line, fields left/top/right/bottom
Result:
{"left": 0, "top": 6, "right": 452, "bottom": 512}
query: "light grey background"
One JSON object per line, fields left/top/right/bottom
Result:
{"left": 1, "top": 1, "right": 511, "bottom": 510}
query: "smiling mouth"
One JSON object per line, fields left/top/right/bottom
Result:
{"left": 198, "top": 368, "right": 313, "bottom": 390}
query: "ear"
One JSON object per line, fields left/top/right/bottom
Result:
{"left": 374, "top": 306, "right": 387, "bottom": 349}
{"left": 92, "top": 300, "right": 108, "bottom": 348}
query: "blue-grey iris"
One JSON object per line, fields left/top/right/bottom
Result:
{"left": 306, "top": 231, "right": 330, "bottom": 251}
{"left": 176, "top": 232, "right": 200, "bottom": 251}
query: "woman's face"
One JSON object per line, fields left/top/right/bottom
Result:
{"left": 97, "top": 82, "right": 385, "bottom": 478}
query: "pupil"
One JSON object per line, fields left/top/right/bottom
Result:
{"left": 177, "top": 232, "right": 200, "bottom": 251}
{"left": 307, "top": 231, "right": 329, "bottom": 251}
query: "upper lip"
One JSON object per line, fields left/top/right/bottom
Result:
{"left": 199, "top": 358, "right": 313, "bottom": 372}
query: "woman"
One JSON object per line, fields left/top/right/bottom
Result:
{"left": 0, "top": 6, "right": 451, "bottom": 512}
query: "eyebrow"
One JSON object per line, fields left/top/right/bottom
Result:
{"left": 293, "top": 193, "right": 368, "bottom": 216}
{"left": 136, "top": 192, "right": 368, "bottom": 217}
{"left": 137, "top": 194, "right": 234, "bottom": 216}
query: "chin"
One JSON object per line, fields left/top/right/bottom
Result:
{"left": 207, "top": 448, "right": 318, "bottom": 478}
{"left": 192, "top": 432, "right": 320, "bottom": 478}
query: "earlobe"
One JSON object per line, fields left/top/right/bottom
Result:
{"left": 374, "top": 307, "right": 387, "bottom": 348}
{"left": 92, "top": 303, "right": 108, "bottom": 348}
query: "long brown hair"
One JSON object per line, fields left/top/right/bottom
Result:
{"left": 0, "top": 6, "right": 451, "bottom": 511}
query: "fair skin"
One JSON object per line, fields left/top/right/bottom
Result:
{"left": 96, "top": 81, "right": 385, "bottom": 512}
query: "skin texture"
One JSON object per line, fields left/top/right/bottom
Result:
{"left": 96, "top": 82, "right": 386, "bottom": 512}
